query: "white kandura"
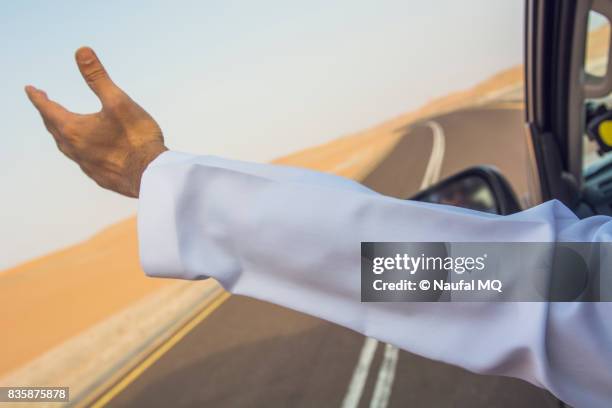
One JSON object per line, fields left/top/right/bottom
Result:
{"left": 138, "top": 151, "right": 612, "bottom": 408}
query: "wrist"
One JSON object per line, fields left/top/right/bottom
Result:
{"left": 128, "top": 143, "right": 168, "bottom": 198}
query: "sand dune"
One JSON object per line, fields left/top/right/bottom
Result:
{"left": 0, "top": 219, "right": 171, "bottom": 376}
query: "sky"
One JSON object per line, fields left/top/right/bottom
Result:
{"left": 0, "top": 0, "right": 523, "bottom": 269}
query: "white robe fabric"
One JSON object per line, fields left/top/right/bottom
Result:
{"left": 138, "top": 151, "right": 612, "bottom": 407}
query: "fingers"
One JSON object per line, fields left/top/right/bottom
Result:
{"left": 24, "top": 85, "right": 71, "bottom": 129}
{"left": 75, "top": 47, "right": 120, "bottom": 104}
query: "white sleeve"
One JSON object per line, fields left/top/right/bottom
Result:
{"left": 138, "top": 150, "right": 612, "bottom": 407}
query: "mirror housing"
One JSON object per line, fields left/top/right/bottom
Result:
{"left": 411, "top": 166, "right": 522, "bottom": 215}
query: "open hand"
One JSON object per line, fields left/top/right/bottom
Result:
{"left": 25, "top": 47, "right": 167, "bottom": 198}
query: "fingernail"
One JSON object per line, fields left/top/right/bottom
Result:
{"left": 25, "top": 85, "right": 36, "bottom": 93}
{"left": 76, "top": 47, "right": 95, "bottom": 64}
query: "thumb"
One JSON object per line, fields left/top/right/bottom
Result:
{"left": 75, "top": 47, "right": 120, "bottom": 104}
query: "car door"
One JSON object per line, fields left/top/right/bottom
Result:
{"left": 526, "top": 0, "right": 612, "bottom": 216}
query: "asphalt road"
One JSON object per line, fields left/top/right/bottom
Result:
{"left": 362, "top": 105, "right": 531, "bottom": 200}
{"left": 99, "top": 106, "right": 561, "bottom": 408}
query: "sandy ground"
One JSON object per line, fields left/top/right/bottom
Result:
{"left": 0, "top": 219, "right": 170, "bottom": 376}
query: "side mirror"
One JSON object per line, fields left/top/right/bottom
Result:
{"left": 410, "top": 166, "right": 522, "bottom": 215}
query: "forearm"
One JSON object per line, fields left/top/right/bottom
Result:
{"left": 138, "top": 151, "right": 612, "bottom": 407}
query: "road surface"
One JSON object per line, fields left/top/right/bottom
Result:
{"left": 91, "top": 105, "right": 561, "bottom": 408}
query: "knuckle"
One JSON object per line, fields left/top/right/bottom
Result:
{"left": 86, "top": 67, "right": 108, "bottom": 83}
{"left": 57, "top": 141, "right": 76, "bottom": 160}
{"left": 58, "top": 121, "right": 83, "bottom": 145}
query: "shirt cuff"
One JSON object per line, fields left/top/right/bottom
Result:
{"left": 137, "top": 150, "right": 203, "bottom": 280}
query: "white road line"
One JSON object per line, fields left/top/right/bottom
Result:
{"left": 341, "top": 337, "right": 379, "bottom": 408}
{"left": 366, "top": 120, "right": 447, "bottom": 408}
{"left": 369, "top": 343, "right": 400, "bottom": 408}
{"left": 420, "top": 121, "right": 447, "bottom": 190}
{"left": 341, "top": 120, "right": 447, "bottom": 408}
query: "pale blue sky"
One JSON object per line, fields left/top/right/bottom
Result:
{"left": 0, "top": 1, "right": 523, "bottom": 269}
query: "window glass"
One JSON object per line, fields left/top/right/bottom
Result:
{"left": 584, "top": 11, "right": 612, "bottom": 171}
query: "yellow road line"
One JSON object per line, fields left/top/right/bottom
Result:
{"left": 89, "top": 291, "right": 231, "bottom": 408}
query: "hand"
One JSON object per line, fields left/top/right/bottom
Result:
{"left": 25, "top": 47, "right": 168, "bottom": 198}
